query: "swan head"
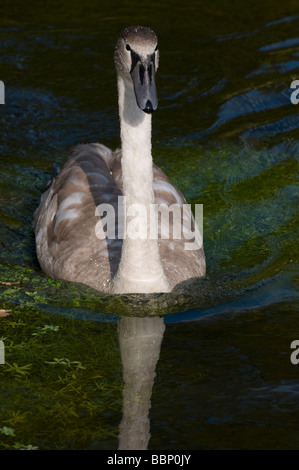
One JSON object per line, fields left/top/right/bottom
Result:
{"left": 115, "top": 26, "right": 159, "bottom": 114}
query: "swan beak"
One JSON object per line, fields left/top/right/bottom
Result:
{"left": 130, "top": 58, "right": 158, "bottom": 114}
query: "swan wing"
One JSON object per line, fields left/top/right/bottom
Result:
{"left": 34, "top": 143, "right": 123, "bottom": 292}
{"left": 153, "top": 164, "right": 206, "bottom": 286}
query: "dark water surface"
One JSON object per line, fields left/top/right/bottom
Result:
{"left": 0, "top": 0, "right": 298, "bottom": 450}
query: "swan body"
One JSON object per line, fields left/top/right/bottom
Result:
{"left": 34, "top": 26, "right": 206, "bottom": 294}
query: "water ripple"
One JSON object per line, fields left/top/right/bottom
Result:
{"left": 260, "top": 37, "right": 299, "bottom": 51}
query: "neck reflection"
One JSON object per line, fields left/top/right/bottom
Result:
{"left": 118, "top": 316, "right": 165, "bottom": 450}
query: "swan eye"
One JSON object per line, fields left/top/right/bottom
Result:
{"left": 126, "top": 44, "right": 131, "bottom": 51}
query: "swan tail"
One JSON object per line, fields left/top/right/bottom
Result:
{"left": 45, "top": 162, "right": 61, "bottom": 190}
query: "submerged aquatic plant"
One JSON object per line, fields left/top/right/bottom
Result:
{"left": 31, "top": 324, "right": 60, "bottom": 336}
{"left": 5, "top": 362, "right": 32, "bottom": 377}
{"left": 0, "top": 307, "right": 122, "bottom": 450}
{"left": 0, "top": 426, "right": 15, "bottom": 436}
{"left": 14, "top": 443, "right": 39, "bottom": 450}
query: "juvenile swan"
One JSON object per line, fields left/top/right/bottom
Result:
{"left": 34, "top": 26, "right": 206, "bottom": 294}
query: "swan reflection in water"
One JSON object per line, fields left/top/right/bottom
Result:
{"left": 118, "top": 315, "right": 165, "bottom": 450}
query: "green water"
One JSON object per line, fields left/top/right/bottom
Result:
{"left": 0, "top": 0, "right": 298, "bottom": 450}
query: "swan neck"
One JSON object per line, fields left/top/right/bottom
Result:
{"left": 111, "top": 75, "right": 170, "bottom": 294}
{"left": 118, "top": 75, "right": 153, "bottom": 204}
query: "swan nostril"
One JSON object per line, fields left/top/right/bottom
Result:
{"left": 143, "top": 100, "right": 154, "bottom": 114}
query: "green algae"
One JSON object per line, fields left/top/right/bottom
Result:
{"left": 0, "top": 306, "right": 121, "bottom": 450}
